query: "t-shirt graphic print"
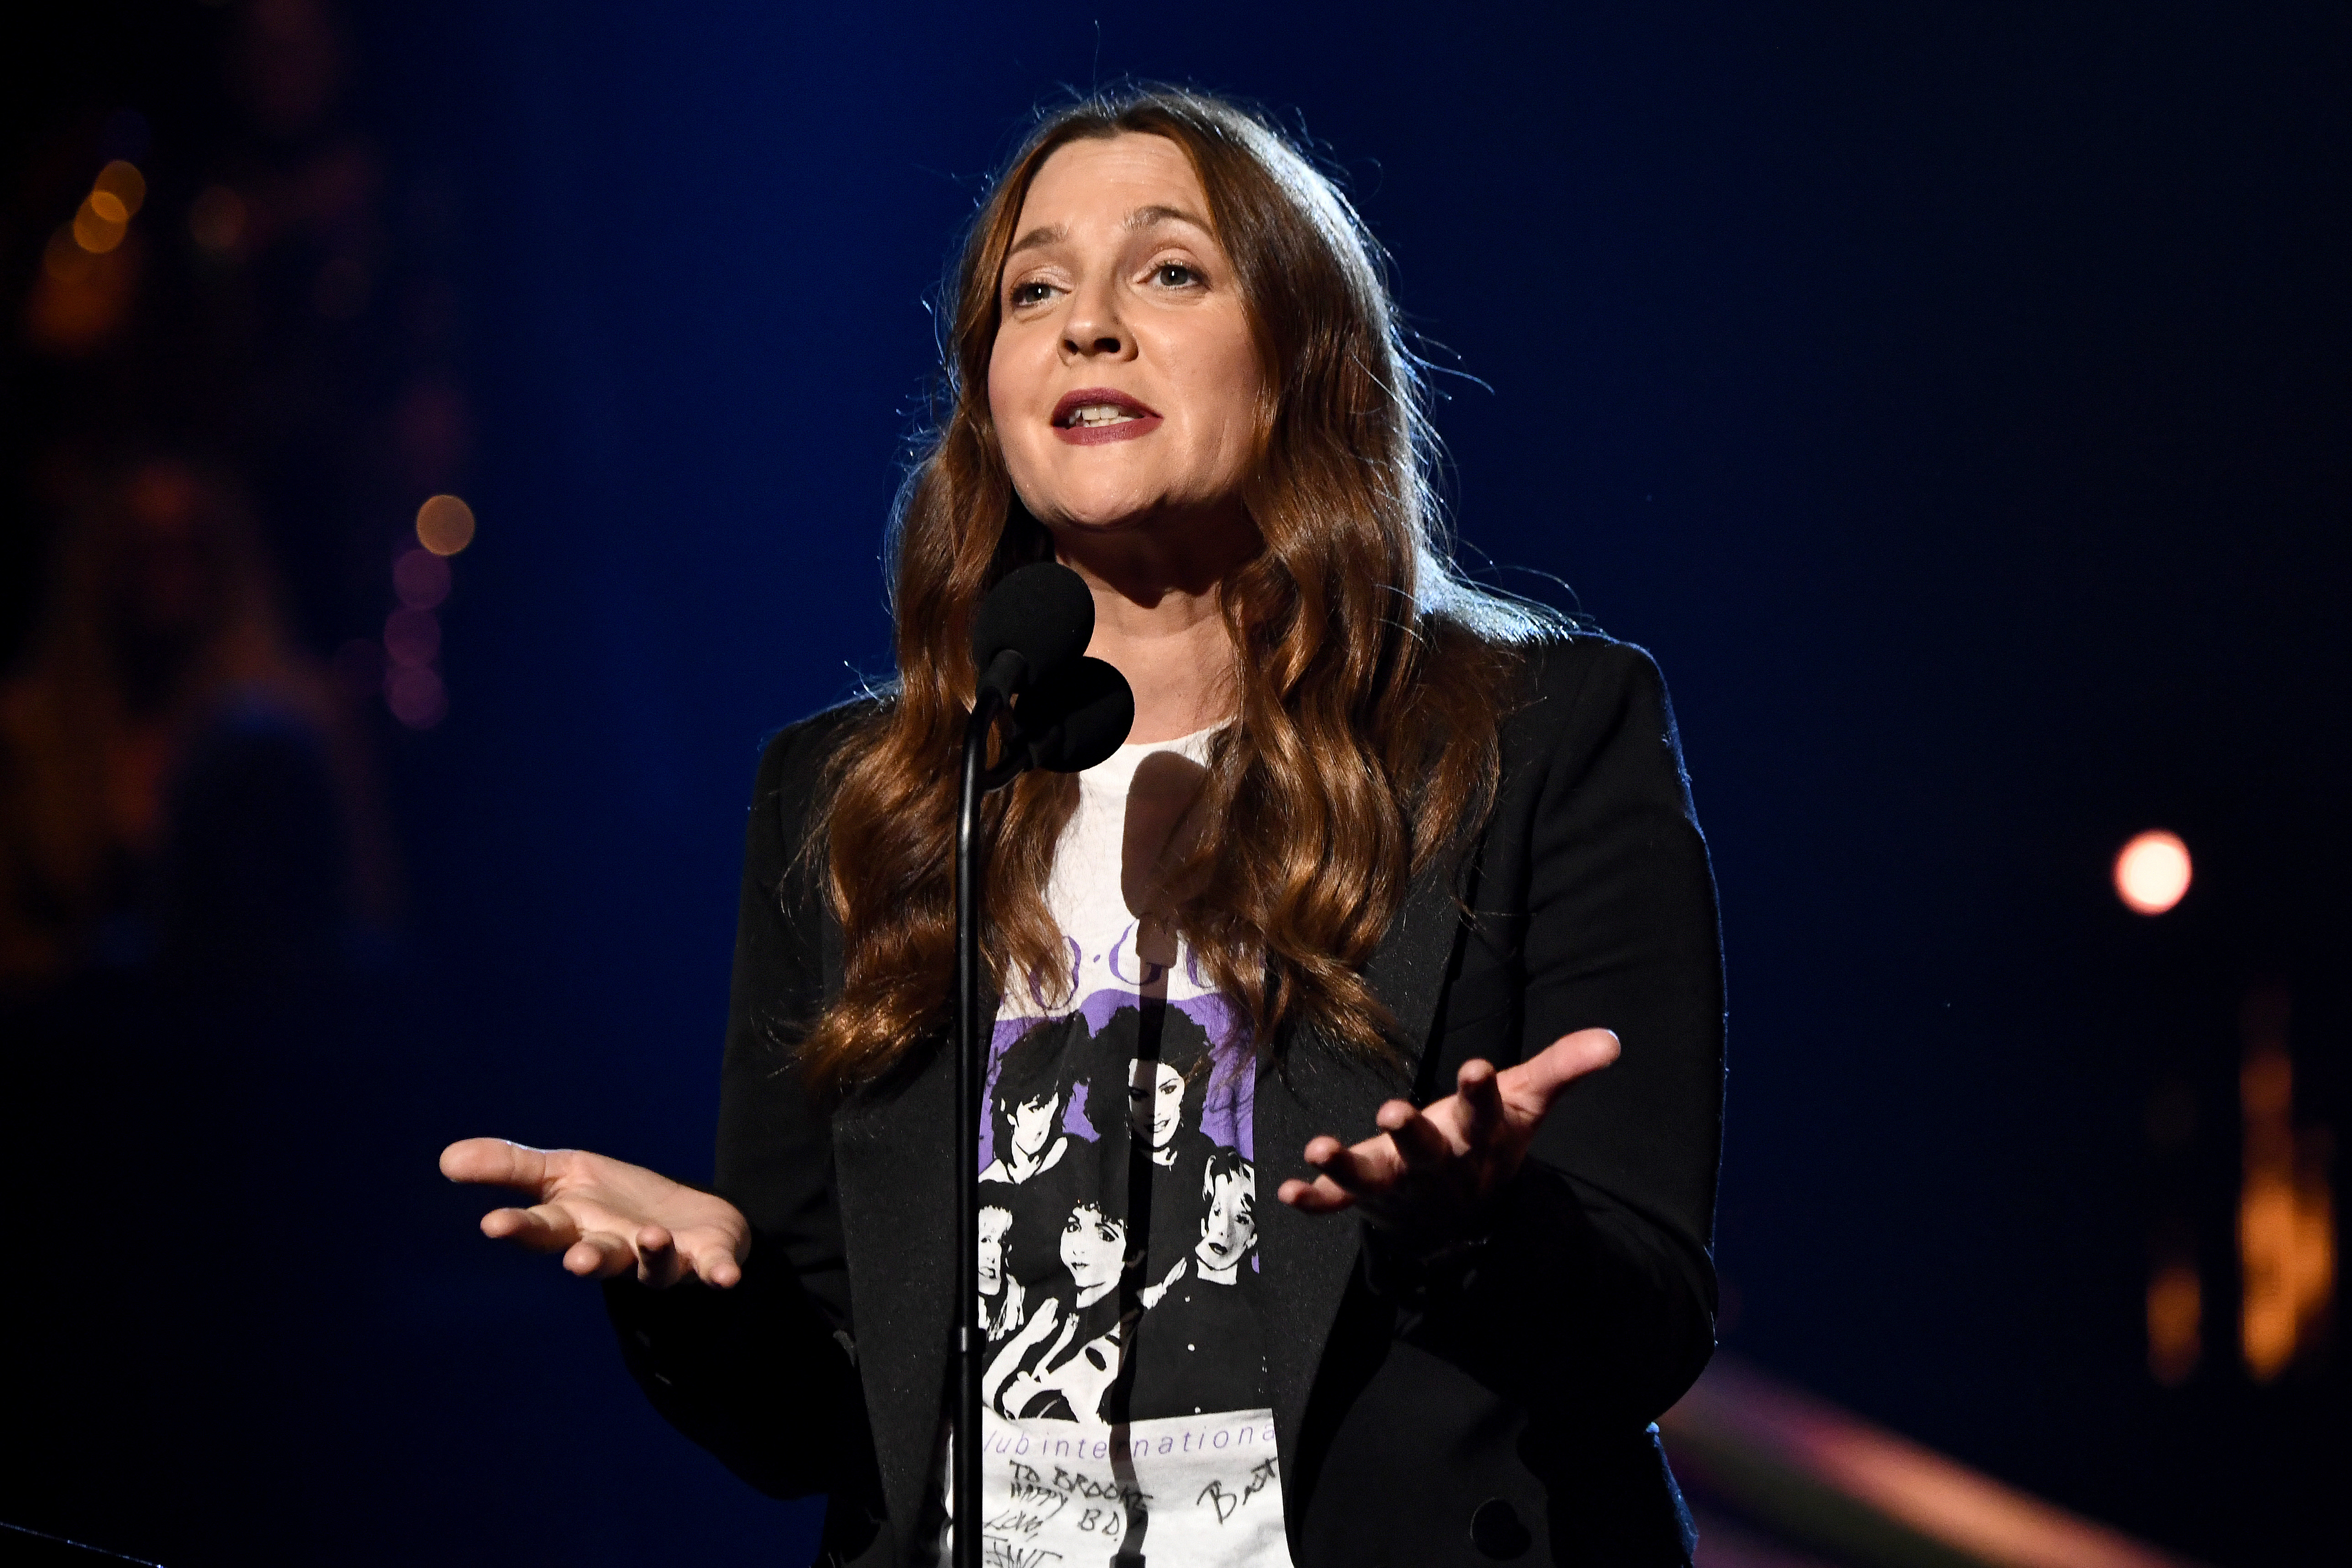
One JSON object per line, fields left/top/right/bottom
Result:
{"left": 948, "top": 726, "right": 1289, "bottom": 1568}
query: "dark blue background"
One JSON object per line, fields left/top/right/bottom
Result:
{"left": 9, "top": 5, "right": 2342, "bottom": 1564}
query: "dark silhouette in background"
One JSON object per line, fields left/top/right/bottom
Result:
{"left": 2, "top": 3, "right": 2341, "bottom": 1565}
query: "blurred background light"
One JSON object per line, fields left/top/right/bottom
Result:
{"left": 41, "top": 226, "right": 93, "bottom": 282}
{"left": 188, "top": 184, "right": 246, "bottom": 253}
{"left": 415, "top": 493, "right": 475, "bottom": 556}
{"left": 2146, "top": 1259, "right": 2201, "bottom": 1387}
{"left": 2237, "top": 987, "right": 2334, "bottom": 1384}
{"left": 392, "top": 547, "right": 451, "bottom": 609}
{"left": 2114, "top": 830, "right": 2191, "bottom": 915}
{"left": 92, "top": 158, "right": 145, "bottom": 215}
{"left": 383, "top": 606, "right": 440, "bottom": 668}
{"left": 385, "top": 664, "right": 447, "bottom": 730}
{"left": 72, "top": 195, "right": 128, "bottom": 253}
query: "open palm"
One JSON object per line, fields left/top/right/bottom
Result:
{"left": 1275, "top": 1027, "right": 1621, "bottom": 1243}
{"left": 440, "top": 1138, "right": 750, "bottom": 1289}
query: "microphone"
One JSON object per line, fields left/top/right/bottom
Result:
{"left": 971, "top": 561, "right": 1096, "bottom": 704}
{"left": 950, "top": 560, "right": 1134, "bottom": 1568}
{"left": 1011, "top": 656, "right": 1135, "bottom": 774}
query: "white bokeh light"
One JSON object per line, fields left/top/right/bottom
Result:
{"left": 2114, "top": 830, "right": 2191, "bottom": 915}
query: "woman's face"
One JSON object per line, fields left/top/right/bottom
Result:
{"left": 1197, "top": 1169, "right": 1256, "bottom": 1271}
{"left": 1008, "top": 1092, "right": 1060, "bottom": 1160}
{"left": 988, "top": 133, "right": 1267, "bottom": 540}
{"left": 977, "top": 1207, "right": 1011, "bottom": 1295}
{"left": 1060, "top": 1203, "right": 1128, "bottom": 1290}
{"left": 1128, "top": 1060, "right": 1186, "bottom": 1151}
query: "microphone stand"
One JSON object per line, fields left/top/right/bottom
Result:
{"left": 956, "top": 685, "right": 1027, "bottom": 1568}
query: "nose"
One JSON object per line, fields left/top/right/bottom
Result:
{"left": 1061, "top": 274, "right": 1131, "bottom": 362}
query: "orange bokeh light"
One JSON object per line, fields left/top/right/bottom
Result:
{"left": 415, "top": 493, "right": 475, "bottom": 556}
{"left": 2114, "top": 830, "right": 2190, "bottom": 915}
{"left": 2146, "top": 1260, "right": 2200, "bottom": 1386}
{"left": 72, "top": 196, "right": 127, "bottom": 254}
{"left": 93, "top": 160, "right": 146, "bottom": 218}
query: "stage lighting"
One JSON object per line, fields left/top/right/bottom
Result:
{"left": 2114, "top": 830, "right": 2190, "bottom": 915}
{"left": 416, "top": 493, "right": 476, "bottom": 555}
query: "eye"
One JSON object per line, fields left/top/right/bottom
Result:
{"left": 1152, "top": 262, "right": 1201, "bottom": 289}
{"left": 1008, "top": 279, "right": 1055, "bottom": 308}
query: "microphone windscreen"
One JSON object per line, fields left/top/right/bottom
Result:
{"left": 972, "top": 562, "right": 1095, "bottom": 699}
{"left": 1018, "top": 657, "right": 1135, "bottom": 773}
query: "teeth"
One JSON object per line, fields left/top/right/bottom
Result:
{"left": 1068, "top": 404, "right": 1140, "bottom": 427}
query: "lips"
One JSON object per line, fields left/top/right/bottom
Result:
{"left": 1051, "top": 386, "right": 1163, "bottom": 446}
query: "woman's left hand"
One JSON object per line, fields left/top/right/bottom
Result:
{"left": 1275, "top": 1028, "right": 1620, "bottom": 1244}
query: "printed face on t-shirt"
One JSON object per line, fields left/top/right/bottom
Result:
{"left": 1197, "top": 1165, "right": 1256, "bottom": 1273}
{"left": 977, "top": 1205, "right": 1012, "bottom": 1295}
{"left": 1008, "top": 1091, "right": 1061, "bottom": 1163}
{"left": 1061, "top": 1201, "right": 1128, "bottom": 1294}
{"left": 1129, "top": 1059, "right": 1185, "bottom": 1151}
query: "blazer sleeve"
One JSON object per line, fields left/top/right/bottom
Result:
{"left": 1385, "top": 638, "right": 1725, "bottom": 1431}
{"left": 599, "top": 705, "right": 879, "bottom": 1502}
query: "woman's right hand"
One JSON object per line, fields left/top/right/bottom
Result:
{"left": 440, "top": 1138, "right": 750, "bottom": 1289}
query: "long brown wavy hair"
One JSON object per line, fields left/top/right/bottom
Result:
{"left": 799, "top": 87, "right": 1558, "bottom": 1094}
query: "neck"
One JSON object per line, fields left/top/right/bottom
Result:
{"left": 1195, "top": 1255, "right": 1240, "bottom": 1285}
{"left": 1050, "top": 507, "right": 1254, "bottom": 744}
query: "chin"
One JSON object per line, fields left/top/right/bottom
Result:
{"left": 1024, "top": 470, "right": 1175, "bottom": 531}
{"left": 1040, "top": 498, "right": 1161, "bottom": 534}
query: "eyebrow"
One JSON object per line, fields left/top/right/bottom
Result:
{"left": 1125, "top": 203, "right": 1212, "bottom": 236}
{"left": 1004, "top": 204, "right": 1215, "bottom": 260}
{"left": 1006, "top": 222, "right": 1065, "bottom": 258}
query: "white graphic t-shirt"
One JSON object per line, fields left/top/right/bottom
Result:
{"left": 940, "top": 724, "right": 1290, "bottom": 1567}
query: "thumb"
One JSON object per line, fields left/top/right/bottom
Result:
{"left": 1499, "top": 1028, "right": 1621, "bottom": 1124}
{"left": 440, "top": 1137, "right": 554, "bottom": 1195}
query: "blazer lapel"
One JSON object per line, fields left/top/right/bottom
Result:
{"left": 831, "top": 1033, "right": 958, "bottom": 1544}
{"left": 1256, "top": 850, "right": 1466, "bottom": 1509}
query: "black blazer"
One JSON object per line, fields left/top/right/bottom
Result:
{"left": 606, "top": 633, "right": 1725, "bottom": 1567}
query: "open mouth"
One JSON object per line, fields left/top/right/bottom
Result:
{"left": 1053, "top": 387, "right": 1160, "bottom": 431}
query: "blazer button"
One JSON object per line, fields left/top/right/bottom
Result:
{"left": 1469, "top": 1497, "right": 1532, "bottom": 1559}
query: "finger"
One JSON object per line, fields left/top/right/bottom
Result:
{"left": 480, "top": 1203, "right": 577, "bottom": 1253}
{"left": 1376, "top": 1099, "right": 1454, "bottom": 1171}
{"left": 1277, "top": 1175, "right": 1357, "bottom": 1214}
{"left": 1498, "top": 1028, "right": 1621, "bottom": 1124}
{"left": 1457, "top": 1059, "right": 1505, "bottom": 1147}
{"left": 442, "top": 1138, "right": 555, "bottom": 1196}
{"left": 563, "top": 1230, "right": 635, "bottom": 1278}
{"left": 685, "top": 1234, "right": 745, "bottom": 1290}
{"left": 635, "top": 1225, "right": 683, "bottom": 1288}
{"left": 1308, "top": 1135, "right": 1402, "bottom": 1196}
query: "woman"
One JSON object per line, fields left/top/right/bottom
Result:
{"left": 977, "top": 1012, "right": 1090, "bottom": 1186}
{"left": 445, "top": 87, "right": 1722, "bottom": 1567}
{"left": 983, "top": 1198, "right": 1132, "bottom": 1425}
{"left": 974, "top": 1203, "right": 1024, "bottom": 1343}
